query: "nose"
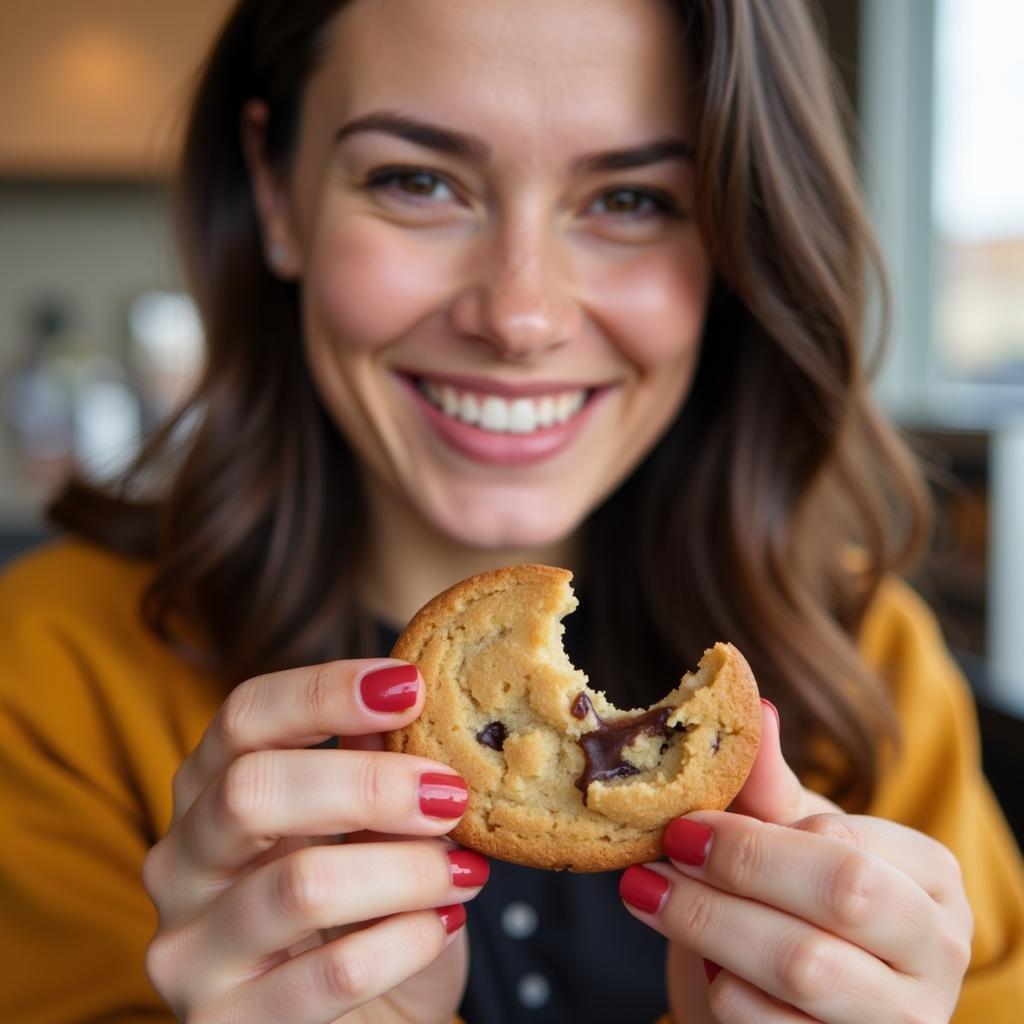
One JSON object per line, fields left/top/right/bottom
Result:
{"left": 447, "top": 218, "right": 581, "bottom": 362}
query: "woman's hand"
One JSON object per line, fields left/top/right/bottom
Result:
{"left": 143, "top": 659, "right": 487, "bottom": 1024}
{"left": 620, "top": 701, "right": 973, "bottom": 1023}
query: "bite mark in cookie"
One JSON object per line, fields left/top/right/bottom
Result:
{"left": 384, "top": 565, "right": 761, "bottom": 872}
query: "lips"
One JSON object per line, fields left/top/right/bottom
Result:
{"left": 419, "top": 378, "right": 589, "bottom": 434}
{"left": 397, "top": 372, "right": 612, "bottom": 467}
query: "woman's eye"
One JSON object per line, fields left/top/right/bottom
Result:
{"left": 590, "top": 188, "right": 676, "bottom": 219}
{"left": 366, "top": 168, "right": 457, "bottom": 204}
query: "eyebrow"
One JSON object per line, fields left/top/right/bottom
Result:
{"left": 335, "top": 111, "right": 694, "bottom": 173}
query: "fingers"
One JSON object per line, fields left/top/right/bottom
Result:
{"left": 706, "top": 970, "right": 819, "bottom": 1023}
{"left": 173, "top": 659, "right": 425, "bottom": 819}
{"left": 790, "top": 812, "right": 976, "bottom": 948}
{"left": 248, "top": 912, "right": 465, "bottom": 1023}
{"left": 664, "top": 947, "right": 819, "bottom": 1024}
{"left": 158, "top": 840, "right": 487, "bottom": 996}
{"left": 728, "top": 700, "right": 841, "bottom": 824}
{"left": 143, "top": 657, "right": 480, "bottom": 1023}
{"left": 622, "top": 807, "right": 973, "bottom": 1024}
{"left": 789, "top": 813, "right": 971, "bottom": 914}
{"left": 621, "top": 862, "right": 903, "bottom": 1024}
{"left": 655, "top": 811, "right": 942, "bottom": 976}
{"left": 152, "top": 902, "right": 467, "bottom": 1024}
{"left": 148, "top": 749, "right": 469, "bottom": 921}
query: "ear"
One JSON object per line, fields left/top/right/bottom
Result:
{"left": 241, "top": 99, "right": 303, "bottom": 279}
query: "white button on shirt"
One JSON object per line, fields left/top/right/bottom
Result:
{"left": 516, "top": 972, "right": 551, "bottom": 1008}
{"left": 501, "top": 900, "right": 539, "bottom": 939}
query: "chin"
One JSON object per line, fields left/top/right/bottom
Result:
{"left": 429, "top": 493, "right": 583, "bottom": 554}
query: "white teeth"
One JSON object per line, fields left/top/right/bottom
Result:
{"left": 440, "top": 386, "right": 459, "bottom": 417}
{"left": 537, "top": 395, "right": 556, "bottom": 428}
{"left": 418, "top": 378, "right": 590, "bottom": 434}
{"left": 554, "top": 392, "right": 584, "bottom": 424}
{"left": 508, "top": 398, "right": 537, "bottom": 434}
{"left": 479, "top": 396, "right": 509, "bottom": 432}
{"left": 459, "top": 393, "right": 480, "bottom": 425}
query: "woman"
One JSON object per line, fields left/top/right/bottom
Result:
{"left": 1, "top": 0, "right": 1022, "bottom": 1021}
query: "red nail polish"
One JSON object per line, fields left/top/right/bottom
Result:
{"left": 619, "top": 865, "right": 671, "bottom": 914}
{"left": 436, "top": 903, "right": 467, "bottom": 934}
{"left": 761, "top": 697, "right": 780, "bottom": 733}
{"left": 359, "top": 664, "right": 419, "bottom": 713}
{"left": 703, "top": 959, "right": 722, "bottom": 983}
{"left": 448, "top": 849, "right": 490, "bottom": 887}
{"left": 419, "top": 772, "right": 468, "bottom": 819}
{"left": 664, "top": 818, "right": 714, "bottom": 866}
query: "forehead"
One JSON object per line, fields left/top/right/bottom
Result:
{"left": 307, "top": 0, "right": 693, "bottom": 150}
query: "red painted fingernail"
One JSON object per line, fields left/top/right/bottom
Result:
{"left": 436, "top": 903, "right": 467, "bottom": 934}
{"left": 448, "top": 849, "right": 490, "bottom": 888}
{"left": 761, "top": 697, "right": 780, "bottom": 734}
{"left": 359, "top": 663, "right": 419, "bottom": 713}
{"left": 619, "top": 865, "right": 671, "bottom": 914}
{"left": 664, "top": 818, "right": 714, "bottom": 866}
{"left": 703, "top": 959, "right": 722, "bottom": 983}
{"left": 419, "top": 772, "right": 468, "bottom": 819}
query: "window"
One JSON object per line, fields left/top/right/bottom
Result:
{"left": 862, "top": 0, "right": 1024, "bottom": 424}
{"left": 860, "top": 0, "right": 1024, "bottom": 715}
{"left": 933, "top": 0, "right": 1024, "bottom": 401}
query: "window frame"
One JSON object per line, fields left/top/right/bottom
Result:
{"left": 861, "top": 0, "right": 1024, "bottom": 428}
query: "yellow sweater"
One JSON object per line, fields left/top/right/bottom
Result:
{"left": 0, "top": 539, "right": 1022, "bottom": 1023}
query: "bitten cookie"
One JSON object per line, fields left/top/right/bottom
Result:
{"left": 385, "top": 564, "right": 761, "bottom": 871}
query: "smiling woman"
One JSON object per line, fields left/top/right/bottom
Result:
{"left": 3, "top": 0, "right": 1023, "bottom": 1022}
{"left": 242, "top": 0, "right": 711, "bottom": 559}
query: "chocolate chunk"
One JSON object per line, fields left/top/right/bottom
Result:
{"left": 573, "top": 697, "right": 673, "bottom": 804}
{"left": 711, "top": 730, "right": 721, "bottom": 754}
{"left": 476, "top": 721, "right": 508, "bottom": 751}
{"left": 570, "top": 692, "right": 593, "bottom": 719}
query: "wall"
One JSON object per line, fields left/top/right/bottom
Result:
{"left": 0, "top": 0, "right": 232, "bottom": 177}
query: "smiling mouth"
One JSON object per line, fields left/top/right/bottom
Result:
{"left": 409, "top": 375, "right": 597, "bottom": 436}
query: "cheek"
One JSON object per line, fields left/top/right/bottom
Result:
{"left": 592, "top": 244, "right": 712, "bottom": 370}
{"left": 305, "top": 218, "right": 447, "bottom": 352}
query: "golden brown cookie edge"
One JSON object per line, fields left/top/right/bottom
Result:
{"left": 384, "top": 568, "right": 763, "bottom": 871}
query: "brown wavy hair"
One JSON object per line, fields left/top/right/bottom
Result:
{"left": 49, "top": 0, "right": 931, "bottom": 811}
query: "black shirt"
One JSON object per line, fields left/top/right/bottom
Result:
{"left": 456, "top": 859, "right": 668, "bottom": 1022}
{"left": 376, "top": 609, "right": 668, "bottom": 1023}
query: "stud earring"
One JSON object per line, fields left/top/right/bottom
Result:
{"left": 268, "top": 242, "right": 289, "bottom": 268}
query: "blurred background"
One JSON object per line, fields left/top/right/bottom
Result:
{"left": 0, "top": 0, "right": 1021, "bottom": 844}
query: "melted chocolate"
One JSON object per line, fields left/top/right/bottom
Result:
{"left": 476, "top": 721, "right": 508, "bottom": 751}
{"left": 570, "top": 692, "right": 593, "bottom": 719}
{"left": 571, "top": 691, "right": 673, "bottom": 803}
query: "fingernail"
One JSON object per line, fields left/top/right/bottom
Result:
{"left": 436, "top": 903, "right": 467, "bottom": 934}
{"left": 448, "top": 849, "right": 490, "bottom": 888}
{"left": 359, "top": 663, "right": 419, "bottom": 713}
{"left": 664, "top": 818, "right": 714, "bottom": 866}
{"left": 703, "top": 959, "right": 722, "bottom": 983}
{"left": 761, "top": 697, "right": 780, "bottom": 734}
{"left": 619, "top": 865, "right": 671, "bottom": 914}
{"left": 419, "top": 772, "right": 469, "bottom": 819}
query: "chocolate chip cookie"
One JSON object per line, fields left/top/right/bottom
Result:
{"left": 385, "top": 565, "right": 761, "bottom": 871}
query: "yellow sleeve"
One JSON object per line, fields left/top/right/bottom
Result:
{"left": 862, "top": 578, "right": 1024, "bottom": 1022}
{"left": 0, "top": 542, "right": 224, "bottom": 1023}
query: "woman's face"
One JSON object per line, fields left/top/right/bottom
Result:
{"left": 256, "top": 0, "right": 712, "bottom": 549}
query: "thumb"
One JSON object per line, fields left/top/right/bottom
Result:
{"left": 728, "top": 699, "right": 840, "bottom": 824}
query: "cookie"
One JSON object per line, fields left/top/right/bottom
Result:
{"left": 385, "top": 565, "right": 761, "bottom": 871}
